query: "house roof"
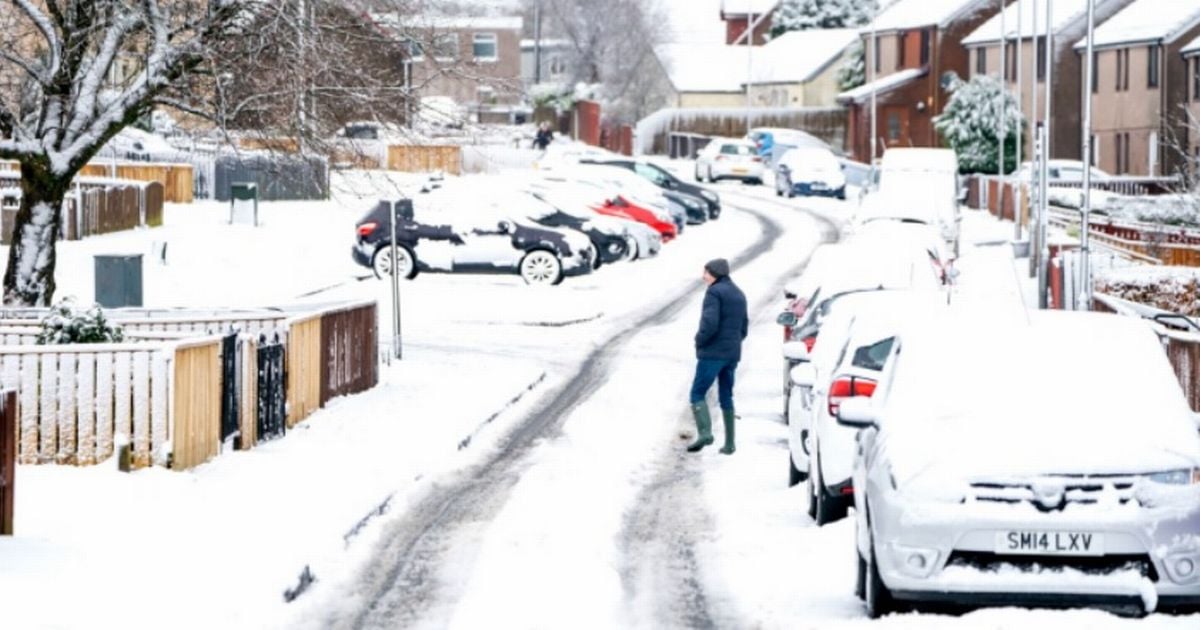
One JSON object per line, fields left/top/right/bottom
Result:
{"left": 863, "top": 0, "right": 989, "bottom": 34}
{"left": 655, "top": 43, "right": 748, "bottom": 93}
{"left": 746, "top": 28, "right": 857, "bottom": 85}
{"left": 837, "top": 67, "right": 928, "bottom": 103}
{"left": 1073, "top": 0, "right": 1200, "bottom": 50}
{"left": 1185, "top": 34, "right": 1200, "bottom": 56}
{"left": 962, "top": 0, "right": 1090, "bottom": 46}
{"left": 720, "top": 0, "right": 779, "bottom": 16}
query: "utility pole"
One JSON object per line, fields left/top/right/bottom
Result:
{"left": 533, "top": 1, "right": 543, "bottom": 85}
{"left": 1014, "top": 0, "right": 1024, "bottom": 241}
{"left": 1080, "top": 0, "right": 1097, "bottom": 311}
{"left": 998, "top": 0, "right": 1007, "bottom": 220}
{"left": 746, "top": 3, "right": 753, "bottom": 134}
{"left": 389, "top": 201, "right": 402, "bottom": 360}
{"left": 869, "top": 5, "right": 878, "bottom": 175}
{"left": 1029, "top": 0, "right": 1039, "bottom": 263}
{"left": 1038, "top": 0, "right": 1054, "bottom": 308}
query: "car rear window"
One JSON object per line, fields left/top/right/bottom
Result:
{"left": 720, "top": 144, "right": 754, "bottom": 156}
{"left": 851, "top": 337, "right": 894, "bottom": 371}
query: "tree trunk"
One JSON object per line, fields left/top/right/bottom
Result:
{"left": 3, "top": 160, "right": 68, "bottom": 307}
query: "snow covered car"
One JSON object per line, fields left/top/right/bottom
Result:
{"left": 524, "top": 177, "right": 663, "bottom": 260}
{"left": 786, "top": 291, "right": 947, "bottom": 526}
{"left": 694, "top": 138, "right": 765, "bottom": 184}
{"left": 839, "top": 311, "right": 1200, "bottom": 617}
{"left": 582, "top": 158, "right": 722, "bottom": 219}
{"left": 775, "top": 146, "right": 846, "bottom": 199}
{"left": 515, "top": 190, "right": 630, "bottom": 268}
{"left": 855, "top": 189, "right": 959, "bottom": 251}
{"left": 351, "top": 197, "right": 593, "bottom": 285}
{"left": 746, "top": 126, "right": 829, "bottom": 169}
{"left": 846, "top": 220, "right": 954, "bottom": 285}
{"left": 575, "top": 163, "right": 694, "bottom": 230}
{"left": 536, "top": 167, "right": 679, "bottom": 242}
{"left": 776, "top": 241, "right": 944, "bottom": 415}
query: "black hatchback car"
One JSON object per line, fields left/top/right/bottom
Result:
{"left": 351, "top": 197, "right": 594, "bottom": 285}
{"left": 517, "top": 191, "right": 629, "bottom": 268}
{"left": 583, "top": 158, "right": 721, "bottom": 219}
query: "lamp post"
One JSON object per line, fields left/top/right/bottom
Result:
{"left": 389, "top": 201, "right": 402, "bottom": 360}
{"left": 869, "top": 5, "right": 877, "bottom": 174}
{"left": 998, "top": 0, "right": 1007, "bottom": 220}
{"left": 1080, "top": 0, "right": 1097, "bottom": 311}
{"left": 1014, "top": 0, "right": 1024, "bottom": 241}
{"left": 1038, "top": 0, "right": 1054, "bottom": 308}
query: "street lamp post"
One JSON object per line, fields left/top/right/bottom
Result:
{"left": 1014, "top": 0, "right": 1024, "bottom": 241}
{"left": 389, "top": 201, "right": 402, "bottom": 360}
{"left": 998, "top": 0, "right": 1007, "bottom": 220}
{"left": 869, "top": 7, "right": 877, "bottom": 174}
{"left": 1080, "top": 0, "right": 1097, "bottom": 311}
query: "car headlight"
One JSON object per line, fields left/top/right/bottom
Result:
{"left": 1146, "top": 469, "right": 1199, "bottom": 485}
{"left": 700, "top": 190, "right": 718, "bottom": 203}
{"left": 607, "top": 242, "right": 622, "bottom": 254}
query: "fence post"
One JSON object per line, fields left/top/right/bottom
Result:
{"left": 1, "top": 390, "right": 15, "bottom": 535}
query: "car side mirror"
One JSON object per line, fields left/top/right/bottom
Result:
{"left": 836, "top": 397, "right": 878, "bottom": 429}
{"left": 776, "top": 311, "right": 799, "bottom": 327}
{"left": 957, "top": 188, "right": 969, "bottom": 203}
{"left": 395, "top": 199, "right": 414, "bottom": 220}
{"left": 790, "top": 363, "right": 816, "bottom": 388}
{"left": 604, "top": 198, "right": 614, "bottom": 207}
{"left": 782, "top": 340, "right": 809, "bottom": 361}
{"left": 497, "top": 220, "right": 513, "bottom": 234}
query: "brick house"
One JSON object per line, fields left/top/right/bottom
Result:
{"left": 721, "top": 0, "right": 778, "bottom": 45}
{"left": 962, "top": 0, "right": 1135, "bottom": 163}
{"left": 376, "top": 14, "right": 525, "bottom": 124}
{"left": 838, "top": 0, "right": 997, "bottom": 164}
{"left": 1185, "top": 36, "right": 1200, "bottom": 173}
{"left": 1074, "top": 0, "right": 1200, "bottom": 177}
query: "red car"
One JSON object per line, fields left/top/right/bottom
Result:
{"left": 591, "top": 196, "right": 678, "bottom": 242}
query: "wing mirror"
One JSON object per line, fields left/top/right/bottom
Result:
{"left": 497, "top": 220, "right": 514, "bottom": 234}
{"left": 836, "top": 397, "right": 878, "bottom": 429}
{"left": 604, "top": 198, "right": 615, "bottom": 207}
{"left": 776, "top": 311, "right": 799, "bottom": 327}
{"left": 789, "top": 363, "right": 816, "bottom": 388}
{"left": 782, "top": 340, "right": 809, "bottom": 361}
{"left": 395, "top": 199, "right": 414, "bottom": 220}
{"left": 957, "top": 187, "right": 969, "bottom": 203}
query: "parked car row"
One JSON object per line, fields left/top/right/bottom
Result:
{"left": 350, "top": 160, "right": 722, "bottom": 285}
{"left": 772, "top": 145, "right": 1200, "bottom": 616}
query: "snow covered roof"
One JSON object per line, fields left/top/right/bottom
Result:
{"left": 962, "top": 0, "right": 1089, "bottom": 46}
{"left": 837, "top": 67, "right": 927, "bottom": 103}
{"left": 655, "top": 43, "right": 748, "bottom": 93}
{"left": 863, "top": 0, "right": 989, "bottom": 34}
{"left": 520, "top": 38, "right": 570, "bottom": 50}
{"left": 373, "top": 14, "right": 523, "bottom": 32}
{"left": 720, "top": 0, "right": 779, "bottom": 16}
{"left": 1186, "top": 34, "right": 1200, "bottom": 56}
{"left": 746, "top": 28, "right": 857, "bottom": 85}
{"left": 1073, "top": 0, "right": 1200, "bottom": 50}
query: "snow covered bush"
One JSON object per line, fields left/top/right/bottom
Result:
{"left": 1095, "top": 267, "right": 1200, "bottom": 316}
{"left": 36, "top": 299, "right": 125, "bottom": 345}
{"left": 933, "top": 73, "right": 1024, "bottom": 174}
{"left": 772, "top": 0, "right": 877, "bottom": 36}
{"left": 836, "top": 40, "right": 865, "bottom": 91}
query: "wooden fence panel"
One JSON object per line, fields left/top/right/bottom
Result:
{"left": 319, "top": 303, "right": 378, "bottom": 407}
{"left": 2, "top": 391, "right": 15, "bottom": 535}
{"left": 286, "top": 317, "right": 322, "bottom": 428}
{"left": 19, "top": 355, "right": 37, "bottom": 464}
{"left": 131, "top": 352, "right": 151, "bottom": 467}
{"left": 38, "top": 354, "right": 56, "bottom": 463}
{"left": 1165, "top": 337, "right": 1200, "bottom": 413}
{"left": 56, "top": 353, "right": 76, "bottom": 463}
{"left": 95, "top": 353, "right": 114, "bottom": 462}
{"left": 172, "top": 340, "right": 221, "bottom": 470}
{"left": 113, "top": 352, "right": 132, "bottom": 455}
{"left": 386, "top": 145, "right": 463, "bottom": 175}
{"left": 239, "top": 337, "right": 258, "bottom": 450}
{"left": 77, "top": 354, "right": 96, "bottom": 465}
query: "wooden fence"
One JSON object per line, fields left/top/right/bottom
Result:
{"left": 78, "top": 162, "right": 194, "bottom": 203}
{"left": 386, "top": 145, "right": 463, "bottom": 175}
{"left": 1, "top": 391, "right": 14, "bottom": 535}
{"left": 0, "top": 301, "right": 378, "bottom": 470}
{"left": 1, "top": 181, "right": 164, "bottom": 245}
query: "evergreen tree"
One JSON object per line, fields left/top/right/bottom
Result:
{"left": 933, "top": 74, "right": 1026, "bottom": 174}
{"left": 771, "top": 0, "right": 877, "bottom": 36}
{"left": 837, "top": 40, "right": 865, "bottom": 91}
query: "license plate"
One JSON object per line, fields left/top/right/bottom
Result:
{"left": 995, "top": 531, "right": 1105, "bottom": 556}
{"left": 811, "top": 182, "right": 827, "bottom": 190}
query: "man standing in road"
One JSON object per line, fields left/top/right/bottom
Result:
{"left": 687, "top": 258, "right": 748, "bottom": 455}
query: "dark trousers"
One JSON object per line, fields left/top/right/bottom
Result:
{"left": 690, "top": 358, "right": 738, "bottom": 409}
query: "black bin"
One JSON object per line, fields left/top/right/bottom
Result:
{"left": 94, "top": 254, "right": 143, "bottom": 308}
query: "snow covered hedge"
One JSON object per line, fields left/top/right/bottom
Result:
{"left": 1050, "top": 189, "right": 1200, "bottom": 227}
{"left": 933, "top": 74, "right": 1023, "bottom": 174}
{"left": 772, "top": 0, "right": 877, "bottom": 35}
{"left": 36, "top": 299, "right": 125, "bottom": 345}
{"left": 1095, "top": 267, "right": 1200, "bottom": 316}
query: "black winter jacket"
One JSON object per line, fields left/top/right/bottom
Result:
{"left": 694, "top": 276, "right": 749, "bottom": 361}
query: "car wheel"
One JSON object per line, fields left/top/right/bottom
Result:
{"left": 812, "top": 455, "right": 846, "bottom": 526}
{"left": 520, "top": 249, "right": 563, "bottom": 285}
{"left": 372, "top": 244, "right": 417, "bottom": 280}
{"left": 806, "top": 459, "right": 818, "bottom": 520}
{"left": 624, "top": 235, "right": 639, "bottom": 261}
{"left": 788, "top": 453, "right": 807, "bottom": 487}
{"left": 694, "top": 166, "right": 702, "bottom": 183}
{"left": 855, "top": 550, "right": 867, "bottom": 601}
{"left": 865, "top": 531, "right": 898, "bottom": 618}
{"left": 706, "top": 166, "right": 715, "bottom": 183}
{"left": 775, "top": 181, "right": 783, "bottom": 197}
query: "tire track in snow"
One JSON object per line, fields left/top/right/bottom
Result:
{"left": 331, "top": 202, "right": 789, "bottom": 630}
{"left": 618, "top": 193, "right": 840, "bottom": 629}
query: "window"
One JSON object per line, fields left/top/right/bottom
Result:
{"left": 549, "top": 55, "right": 566, "bottom": 77}
{"left": 1006, "top": 41, "right": 1017, "bottom": 82}
{"left": 919, "top": 29, "right": 931, "bottom": 66}
{"left": 406, "top": 39, "right": 425, "bottom": 61}
{"left": 976, "top": 48, "right": 987, "bottom": 75}
{"left": 473, "top": 33, "right": 498, "bottom": 61}
{"left": 897, "top": 31, "right": 906, "bottom": 70}
{"left": 873, "top": 36, "right": 881, "bottom": 73}
{"left": 1115, "top": 48, "right": 1130, "bottom": 92}
{"left": 1115, "top": 132, "right": 1124, "bottom": 174}
{"left": 887, "top": 111, "right": 901, "bottom": 141}
{"left": 1148, "top": 45, "right": 1160, "bottom": 88}
{"left": 1195, "top": 58, "right": 1200, "bottom": 100}
{"left": 433, "top": 33, "right": 459, "bottom": 60}
{"left": 1091, "top": 51, "right": 1099, "bottom": 93}
{"left": 1036, "top": 36, "right": 1046, "bottom": 82}
{"left": 851, "top": 337, "right": 895, "bottom": 372}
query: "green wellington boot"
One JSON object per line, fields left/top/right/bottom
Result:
{"left": 719, "top": 408, "right": 736, "bottom": 455}
{"left": 687, "top": 402, "right": 715, "bottom": 452}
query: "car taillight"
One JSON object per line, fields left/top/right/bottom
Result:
{"left": 751, "top": 156, "right": 763, "bottom": 163}
{"left": 357, "top": 222, "right": 377, "bottom": 237}
{"left": 827, "top": 376, "right": 877, "bottom": 417}
{"left": 715, "top": 155, "right": 725, "bottom": 161}
{"left": 783, "top": 326, "right": 792, "bottom": 341}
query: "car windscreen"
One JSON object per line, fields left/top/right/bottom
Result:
{"left": 720, "top": 144, "right": 755, "bottom": 156}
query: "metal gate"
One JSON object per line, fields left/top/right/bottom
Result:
{"left": 219, "top": 333, "right": 240, "bottom": 447}
{"left": 257, "top": 336, "right": 286, "bottom": 441}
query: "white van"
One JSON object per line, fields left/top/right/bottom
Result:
{"left": 874, "top": 148, "right": 962, "bottom": 249}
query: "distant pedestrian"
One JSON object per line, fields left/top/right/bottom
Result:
{"left": 687, "top": 258, "right": 748, "bottom": 455}
{"left": 533, "top": 122, "right": 554, "bottom": 151}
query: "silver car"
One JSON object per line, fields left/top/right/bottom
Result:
{"left": 839, "top": 311, "right": 1200, "bottom": 617}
